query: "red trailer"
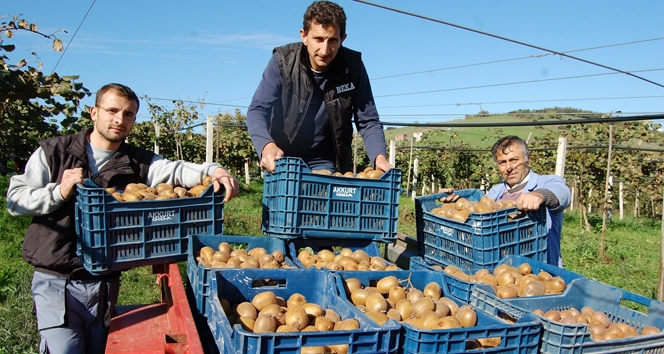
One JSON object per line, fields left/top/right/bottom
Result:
{"left": 105, "top": 263, "right": 204, "bottom": 354}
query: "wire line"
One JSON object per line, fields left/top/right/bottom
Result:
{"left": 51, "top": 0, "right": 96, "bottom": 74}
{"left": 353, "top": 0, "right": 664, "bottom": 89}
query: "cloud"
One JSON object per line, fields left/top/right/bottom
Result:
{"left": 184, "top": 33, "right": 296, "bottom": 51}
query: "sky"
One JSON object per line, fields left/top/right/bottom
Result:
{"left": 3, "top": 0, "right": 664, "bottom": 126}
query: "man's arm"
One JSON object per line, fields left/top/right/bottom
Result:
{"left": 6, "top": 147, "right": 69, "bottom": 216}
{"left": 246, "top": 54, "right": 282, "bottom": 167}
{"left": 147, "top": 157, "right": 239, "bottom": 202}
{"left": 535, "top": 175, "right": 571, "bottom": 211}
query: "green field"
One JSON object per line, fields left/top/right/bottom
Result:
{"left": 383, "top": 114, "right": 558, "bottom": 149}
{"left": 0, "top": 175, "right": 662, "bottom": 353}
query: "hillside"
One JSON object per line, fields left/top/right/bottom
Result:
{"left": 382, "top": 110, "right": 664, "bottom": 149}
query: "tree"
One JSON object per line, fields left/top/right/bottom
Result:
{"left": 212, "top": 109, "right": 258, "bottom": 176}
{"left": 138, "top": 99, "right": 205, "bottom": 162}
{"left": 0, "top": 15, "right": 90, "bottom": 172}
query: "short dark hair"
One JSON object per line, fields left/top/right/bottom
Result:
{"left": 95, "top": 83, "right": 140, "bottom": 112}
{"left": 491, "top": 135, "right": 530, "bottom": 162}
{"left": 303, "top": 1, "right": 346, "bottom": 38}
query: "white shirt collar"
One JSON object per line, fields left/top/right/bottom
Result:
{"left": 506, "top": 170, "right": 531, "bottom": 190}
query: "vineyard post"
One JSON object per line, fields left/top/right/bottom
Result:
{"left": 588, "top": 189, "right": 593, "bottom": 213}
{"left": 153, "top": 123, "right": 160, "bottom": 155}
{"left": 600, "top": 125, "right": 613, "bottom": 259}
{"left": 206, "top": 116, "right": 213, "bottom": 163}
{"left": 619, "top": 181, "right": 624, "bottom": 220}
{"left": 431, "top": 175, "right": 434, "bottom": 194}
{"left": 634, "top": 191, "right": 639, "bottom": 218}
{"left": 659, "top": 187, "right": 664, "bottom": 302}
{"left": 406, "top": 137, "right": 414, "bottom": 195}
{"left": 555, "top": 136, "right": 567, "bottom": 178}
{"left": 244, "top": 161, "right": 250, "bottom": 186}
{"left": 412, "top": 158, "right": 419, "bottom": 202}
{"left": 389, "top": 140, "right": 396, "bottom": 166}
{"left": 570, "top": 186, "right": 575, "bottom": 211}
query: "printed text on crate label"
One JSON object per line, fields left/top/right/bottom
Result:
{"left": 333, "top": 186, "right": 357, "bottom": 198}
{"left": 148, "top": 210, "right": 176, "bottom": 222}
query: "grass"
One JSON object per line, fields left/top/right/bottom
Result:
{"left": 0, "top": 175, "right": 661, "bottom": 352}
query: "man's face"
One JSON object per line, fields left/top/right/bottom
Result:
{"left": 495, "top": 145, "right": 530, "bottom": 187}
{"left": 300, "top": 21, "right": 346, "bottom": 72}
{"left": 90, "top": 91, "right": 137, "bottom": 145}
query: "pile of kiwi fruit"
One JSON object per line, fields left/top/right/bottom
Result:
{"left": 106, "top": 176, "right": 213, "bottom": 202}
{"left": 196, "top": 242, "right": 296, "bottom": 269}
{"left": 431, "top": 196, "right": 517, "bottom": 223}
{"left": 312, "top": 166, "right": 384, "bottom": 179}
{"left": 435, "top": 262, "right": 567, "bottom": 298}
{"left": 221, "top": 291, "right": 359, "bottom": 354}
{"left": 297, "top": 248, "right": 398, "bottom": 271}
{"left": 533, "top": 306, "right": 660, "bottom": 342}
{"left": 341, "top": 276, "right": 501, "bottom": 349}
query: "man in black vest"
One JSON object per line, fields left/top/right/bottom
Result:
{"left": 247, "top": 0, "right": 392, "bottom": 174}
{"left": 6, "top": 83, "right": 239, "bottom": 353}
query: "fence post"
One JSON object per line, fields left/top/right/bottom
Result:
{"left": 153, "top": 123, "right": 160, "bottom": 155}
{"left": 619, "top": 181, "right": 624, "bottom": 220}
{"left": 244, "top": 160, "right": 250, "bottom": 186}
{"left": 555, "top": 136, "right": 567, "bottom": 178}
{"left": 206, "top": 115, "right": 213, "bottom": 163}
{"left": 412, "top": 158, "right": 419, "bottom": 202}
{"left": 389, "top": 140, "right": 396, "bottom": 167}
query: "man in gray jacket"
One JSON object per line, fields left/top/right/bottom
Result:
{"left": 487, "top": 135, "right": 571, "bottom": 266}
{"left": 6, "top": 83, "right": 239, "bottom": 354}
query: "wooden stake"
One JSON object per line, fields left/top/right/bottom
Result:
{"left": 600, "top": 125, "right": 613, "bottom": 259}
{"left": 659, "top": 188, "right": 664, "bottom": 302}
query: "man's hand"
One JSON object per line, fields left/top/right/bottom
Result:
{"left": 438, "top": 187, "right": 459, "bottom": 203}
{"left": 60, "top": 167, "right": 84, "bottom": 199}
{"left": 260, "top": 142, "right": 284, "bottom": 173}
{"left": 374, "top": 154, "right": 393, "bottom": 172}
{"left": 212, "top": 167, "right": 240, "bottom": 202}
{"left": 516, "top": 192, "right": 544, "bottom": 211}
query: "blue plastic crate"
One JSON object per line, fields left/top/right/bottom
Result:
{"left": 415, "top": 189, "right": 547, "bottom": 269}
{"left": 287, "top": 238, "right": 399, "bottom": 270}
{"left": 262, "top": 157, "right": 402, "bottom": 242}
{"left": 471, "top": 278, "right": 664, "bottom": 353}
{"left": 206, "top": 268, "right": 400, "bottom": 354}
{"left": 75, "top": 180, "right": 224, "bottom": 275}
{"left": 187, "top": 234, "right": 297, "bottom": 316}
{"left": 333, "top": 270, "right": 542, "bottom": 354}
{"left": 409, "top": 255, "right": 586, "bottom": 304}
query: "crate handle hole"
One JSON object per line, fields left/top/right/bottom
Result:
{"left": 251, "top": 279, "right": 287, "bottom": 288}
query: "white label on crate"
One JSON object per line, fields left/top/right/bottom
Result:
{"left": 333, "top": 186, "right": 357, "bottom": 198}
{"left": 148, "top": 210, "right": 176, "bottom": 222}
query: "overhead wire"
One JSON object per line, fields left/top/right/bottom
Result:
{"left": 375, "top": 69, "right": 664, "bottom": 98}
{"left": 379, "top": 95, "right": 664, "bottom": 110}
{"left": 372, "top": 37, "right": 664, "bottom": 81}
{"left": 51, "top": 0, "right": 96, "bottom": 74}
{"left": 353, "top": 0, "right": 664, "bottom": 89}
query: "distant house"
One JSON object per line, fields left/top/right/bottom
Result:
{"left": 395, "top": 134, "right": 407, "bottom": 140}
{"left": 413, "top": 132, "right": 423, "bottom": 141}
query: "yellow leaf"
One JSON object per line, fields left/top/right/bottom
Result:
{"left": 52, "top": 38, "right": 63, "bottom": 52}
{"left": 18, "top": 19, "right": 28, "bottom": 29}
{"left": 30, "top": 23, "right": 38, "bottom": 32}
{"left": 5, "top": 30, "right": 13, "bottom": 38}
{"left": 17, "top": 59, "right": 26, "bottom": 67}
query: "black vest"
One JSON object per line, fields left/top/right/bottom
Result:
{"left": 22, "top": 128, "right": 155, "bottom": 276}
{"left": 273, "top": 43, "right": 363, "bottom": 173}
